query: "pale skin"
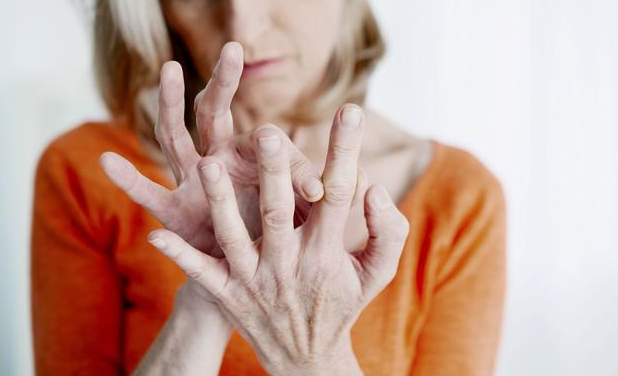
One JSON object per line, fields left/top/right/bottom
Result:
{"left": 142, "top": 103, "right": 412, "bottom": 373}
{"left": 101, "top": 0, "right": 433, "bottom": 374}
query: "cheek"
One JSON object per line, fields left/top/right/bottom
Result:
{"left": 285, "top": 0, "right": 344, "bottom": 71}
{"left": 272, "top": 0, "right": 344, "bottom": 100}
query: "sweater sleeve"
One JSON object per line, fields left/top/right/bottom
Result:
{"left": 410, "top": 165, "right": 507, "bottom": 376}
{"left": 30, "top": 144, "right": 123, "bottom": 375}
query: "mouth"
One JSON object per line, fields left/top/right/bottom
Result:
{"left": 242, "top": 58, "right": 285, "bottom": 80}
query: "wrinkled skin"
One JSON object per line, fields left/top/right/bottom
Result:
{"left": 101, "top": 43, "right": 321, "bottom": 257}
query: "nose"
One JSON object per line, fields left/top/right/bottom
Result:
{"left": 227, "top": 0, "right": 271, "bottom": 50}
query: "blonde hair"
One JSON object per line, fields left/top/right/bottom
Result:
{"left": 93, "top": 0, "right": 385, "bottom": 142}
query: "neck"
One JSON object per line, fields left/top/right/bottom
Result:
{"left": 232, "top": 103, "right": 335, "bottom": 159}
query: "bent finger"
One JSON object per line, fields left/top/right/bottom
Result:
{"left": 288, "top": 140, "right": 324, "bottom": 203}
{"left": 197, "top": 156, "right": 256, "bottom": 278}
{"left": 234, "top": 126, "right": 324, "bottom": 202}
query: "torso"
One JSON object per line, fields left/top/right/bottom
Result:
{"left": 35, "top": 121, "right": 504, "bottom": 374}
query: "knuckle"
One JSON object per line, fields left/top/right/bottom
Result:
{"left": 193, "top": 91, "right": 204, "bottom": 110}
{"left": 289, "top": 155, "right": 310, "bottom": 176}
{"left": 371, "top": 261, "right": 399, "bottom": 288}
{"left": 154, "top": 124, "right": 167, "bottom": 143}
{"left": 213, "top": 65, "right": 235, "bottom": 88}
{"left": 215, "top": 231, "right": 246, "bottom": 252}
{"left": 206, "top": 190, "right": 229, "bottom": 203}
{"left": 393, "top": 214, "right": 411, "bottom": 241}
{"left": 262, "top": 204, "right": 293, "bottom": 230}
{"left": 185, "top": 267, "right": 206, "bottom": 282}
{"left": 154, "top": 123, "right": 182, "bottom": 145}
{"left": 381, "top": 265, "right": 399, "bottom": 285}
{"left": 196, "top": 107, "right": 229, "bottom": 125}
{"left": 330, "top": 142, "right": 357, "bottom": 159}
{"left": 260, "top": 159, "right": 286, "bottom": 175}
{"left": 210, "top": 68, "right": 223, "bottom": 86}
{"left": 324, "top": 181, "right": 355, "bottom": 206}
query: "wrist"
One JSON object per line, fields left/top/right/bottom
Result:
{"left": 273, "top": 339, "right": 362, "bottom": 376}
{"left": 318, "top": 340, "right": 363, "bottom": 376}
{"left": 174, "top": 280, "right": 232, "bottom": 336}
{"left": 134, "top": 281, "right": 232, "bottom": 376}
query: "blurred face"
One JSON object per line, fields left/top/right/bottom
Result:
{"left": 161, "top": 0, "right": 346, "bottom": 122}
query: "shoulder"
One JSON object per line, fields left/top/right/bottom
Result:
{"left": 364, "top": 108, "right": 505, "bottom": 223}
{"left": 38, "top": 119, "right": 144, "bottom": 170}
{"left": 365, "top": 113, "right": 507, "bottom": 289}
{"left": 34, "top": 119, "right": 153, "bottom": 213}
{"left": 363, "top": 109, "right": 504, "bottom": 206}
{"left": 36, "top": 119, "right": 152, "bottom": 179}
{"left": 418, "top": 142, "right": 506, "bottom": 233}
{"left": 431, "top": 143, "right": 504, "bottom": 206}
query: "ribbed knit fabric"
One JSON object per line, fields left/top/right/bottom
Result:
{"left": 31, "top": 121, "right": 506, "bottom": 375}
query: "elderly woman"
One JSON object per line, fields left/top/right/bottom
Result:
{"left": 31, "top": 0, "right": 506, "bottom": 375}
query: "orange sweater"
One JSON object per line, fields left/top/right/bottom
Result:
{"left": 31, "top": 121, "right": 506, "bottom": 375}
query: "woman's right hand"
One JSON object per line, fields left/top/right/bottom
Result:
{"left": 100, "top": 42, "right": 323, "bottom": 258}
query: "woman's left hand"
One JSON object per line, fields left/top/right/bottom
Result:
{"left": 148, "top": 105, "right": 410, "bottom": 375}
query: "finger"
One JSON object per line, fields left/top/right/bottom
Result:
{"left": 235, "top": 127, "right": 324, "bottom": 202}
{"left": 148, "top": 229, "right": 228, "bottom": 296}
{"left": 254, "top": 125, "right": 297, "bottom": 260}
{"left": 100, "top": 152, "right": 174, "bottom": 216}
{"left": 155, "top": 61, "right": 199, "bottom": 183}
{"left": 288, "top": 140, "right": 324, "bottom": 202}
{"left": 195, "top": 42, "right": 244, "bottom": 154}
{"left": 357, "top": 185, "right": 410, "bottom": 299}
{"left": 197, "top": 156, "right": 256, "bottom": 278}
{"left": 307, "top": 104, "right": 365, "bottom": 239}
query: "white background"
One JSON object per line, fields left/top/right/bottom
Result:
{"left": 1, "top": 0, "right": 617, "bottom": 375}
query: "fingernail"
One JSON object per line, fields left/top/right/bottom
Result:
{"left": 258, "top": 136, "right": 281, "bottom": 155}
{"left": 148, "top": 234, "right": 167, "bottom": 250}
{"left": 372, "top": 185, "right": 392, "bottom": 210}
{"left": 341, "top": 107, "right": 363, "bottom": 129}
{"left": 303, "top": 177, "right": 324, "bottom": 200}
{"left": 201, "top": 163, "right": 221, "bottom": 182}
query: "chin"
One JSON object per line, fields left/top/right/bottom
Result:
{"left": 238, "top": 84, "right": 299, "bottom": 117}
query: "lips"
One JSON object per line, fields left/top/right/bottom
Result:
{"left": 244, "top": 59, "right": 276, "bottom": 69}
{"left": 242, "top": 58, "right": 285, "bottom": 79}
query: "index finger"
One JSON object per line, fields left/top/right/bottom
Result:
{"left": 194, "top": 42, "right": 244, "bottom": 155}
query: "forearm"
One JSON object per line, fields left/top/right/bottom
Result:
{"left": 133, "top": 282, "right": 232, "bottom": 376}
